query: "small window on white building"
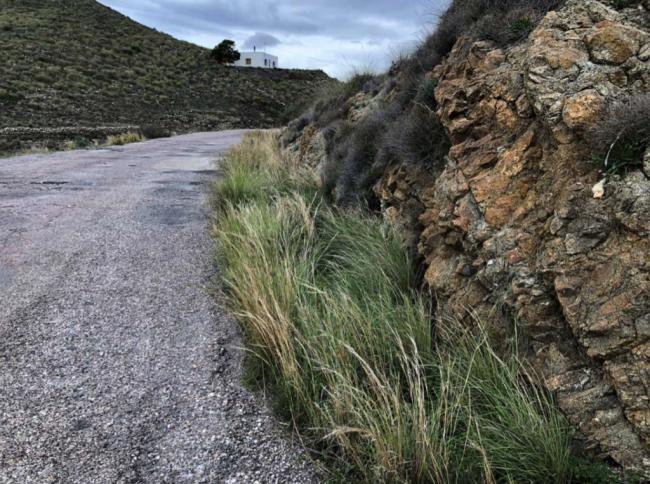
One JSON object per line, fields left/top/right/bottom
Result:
{"left": 245, "top": 58, "right": 252, "bottom": 65}
{"left": 264, "top": 59, "right": 268, "bottom": 66}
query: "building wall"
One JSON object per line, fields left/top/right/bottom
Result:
{"left": 234, "top": 52, "right": 279, "bottom": 68}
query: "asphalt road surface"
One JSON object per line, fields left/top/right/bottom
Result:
{"left": 0, "top": 132, "right": 319, "bottom": 483}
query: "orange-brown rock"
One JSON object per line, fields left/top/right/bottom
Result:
{"left": 563, "top": 89, "right": 605, "bottom": 130}
{"left": 586, "top": 20, "right": 643, "bottom": 65}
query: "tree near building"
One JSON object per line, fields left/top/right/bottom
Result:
{"left": 211, "top": 40, "right": 240, "bottom": 64}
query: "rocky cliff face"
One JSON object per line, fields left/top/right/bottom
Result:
{"left": 285, "top": 0, "right": 650, "bottom": 474}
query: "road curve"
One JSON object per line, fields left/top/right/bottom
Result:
{"left": 0, "top": 132, "right": 319, "bottom": 483}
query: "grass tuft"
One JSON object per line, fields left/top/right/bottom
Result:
{"left": 212, "top": 130, "right": 318, "bottom": 212}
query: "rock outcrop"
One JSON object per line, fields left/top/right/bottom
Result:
{"left": 286, "top": 0, "right": 650, "bottom": 473}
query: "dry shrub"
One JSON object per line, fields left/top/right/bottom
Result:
{"left": 317, "top": 76, "right": 451, "bottom": 207}
{"left": 434, "top": 0, "right": 563, "bottom": 50}
{"left": 312, "top": 83, "right": 348, "bottom": 129}
{"left": 476, "top": 5, "right": 544, "bottom": 44}
{"left": 104, "top": 131, "right": 145, "bottom": 146}
{"left": 331, "top": 110, "right": 398, "bottom": 206}
{"left": 587, "top": 94, "right": 650, "bottom": 174}
{"left": 380, "top": 104, "right": 450, "bottom": 171}
{"left": 309, "top": 72, "right": 382, "bottom": 130}
{"left": 280, "top": 110, "right": 314, "bottom": 146}
{"left": 139, "top": 125, "right": 170, "bottom": 139}
{"left": 389, "top": 0, "right": 562, "bottom": 103}
{"left": 610, "top": 0, "right": 644, "bottom": 9}
{"left": 319, "top": 120, "right": 352, "bottom": 200}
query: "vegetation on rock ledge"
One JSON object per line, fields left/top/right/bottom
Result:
{"left": 211, "top": 131, "right": 619, "bottom": 483}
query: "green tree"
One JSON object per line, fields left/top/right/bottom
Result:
{"left": 211, "top": 40, "right": 240, "bottom": 64}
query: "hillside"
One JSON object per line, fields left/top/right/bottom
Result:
{"left": 0, "top": 0, "right": 330, "bottom": 135}
{"left": 280, "top": 0, "right": 650, "bottom": 479}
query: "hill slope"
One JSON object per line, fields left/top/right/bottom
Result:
{"left": 0, "top": 0, "right": 329, "bottom": 132}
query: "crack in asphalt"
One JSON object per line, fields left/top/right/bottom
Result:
{"left": 0, "top": 132, "right": 320, "bottom": 483}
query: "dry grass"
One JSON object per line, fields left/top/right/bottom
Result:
{"left": 104, "top": 131, "right": 145, "bottom": 146}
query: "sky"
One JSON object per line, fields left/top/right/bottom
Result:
{"left": 98, "top": 0, "right": 450, "bottom": 79}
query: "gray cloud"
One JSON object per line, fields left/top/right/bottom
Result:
{"left": 243, "top": 33, "right": 281, "bottom": 50}
{"left": 98, "top": 0, "right": 450, "bottom": 78}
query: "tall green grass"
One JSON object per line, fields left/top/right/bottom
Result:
{"left": 213, "top": 130, "right": 318, "bottom": 211}
{"left": 211, "top": 131, "right": 600, "bottom": 483}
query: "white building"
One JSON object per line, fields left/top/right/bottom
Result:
{"left": 234, "top": 50, "right": 278, "bottom": 69}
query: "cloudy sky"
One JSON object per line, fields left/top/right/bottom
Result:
{"left": 98, "top": 0, "right": 450, "bottom": 79}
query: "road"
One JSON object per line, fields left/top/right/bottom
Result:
{"left": 0, "top": 132, "right": 319, "bottom": 483}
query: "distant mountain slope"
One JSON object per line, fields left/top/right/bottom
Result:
{"left": 0, "top": 0, "right": 330, "bottom": 131}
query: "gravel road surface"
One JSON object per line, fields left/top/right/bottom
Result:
{"left": 0, "top": 132, "right": 319, "bottom": 483}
